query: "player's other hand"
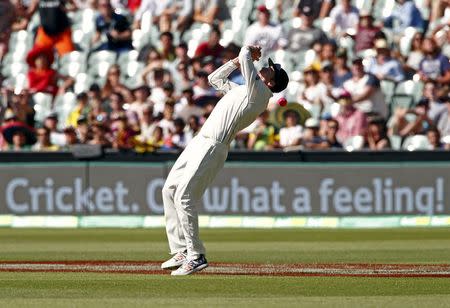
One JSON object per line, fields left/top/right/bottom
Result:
{"left": 248, "top": 46, "right": 262, "bottom": 61}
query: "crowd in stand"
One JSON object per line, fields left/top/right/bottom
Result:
{"left": 0, "top": 0, "right": 449, "bottom": 152}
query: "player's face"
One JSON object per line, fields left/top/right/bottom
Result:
{"left": 259, "top": 66, "right": 275, "bottom": 86}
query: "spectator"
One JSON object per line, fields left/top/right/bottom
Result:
{"left": 384, "top": 0, "right": 425, "bottom": 35}
{"left": 285, "top": 6, "right": 328, "bottom": 53}
{"left": 185, "top": 115, "right": 201, "bottom": 140}
{"left": 32, "top": 127, "right": 59, "bottom": 151}
{"left": 388, "top": 99, "right": 433, "bottom": 138}
{"left": 62, "top": 126, "right": 79, "bottom": 149}
{"left": 44, "top": 113, "right": 66, "bottom": 146}
{"left": 75, "top": 116, "right": 90, "bottom": 143}
{"left": 127, "top": 85, "right": 152, "bottom": 127}
{"left": 344, "top": 58, "right": 388, "bottom": 119}
{"left": 133, "top": 0, "right": 172, "bottom": 30}
{"left": 89, "top": 121, "right": 112, "bottom": 148}
{"left": 244, "top": 5, "right": 283, "bottom": 56}
{"left": 26, "top": 46, "right": 73, "bottom": 96}
{"left": 174, "top": 42, "right": 190, "bottom": 65}
{"left": 193, "top": 70, "right": 216, "bottom": 98}
{"left": 67, "top": 92, "right": 90, "bottom": 128}
{"left": 418, "top": 37, "right": 450, "bottom": 85}
{"left": 9, "top": 90, "right": 35, "bottom": 127}
{"left": 333, "top": 49, "right": 352, "bottom": 87}
{"left": 89, "top": 96, "right": 109, "bottom": 124}
{"left": 170, "top": 117, "right": 188, "bottom": 149}
{"left": 365, "top": 118, "right": 391, "bottom": 150}
{"left": 108, "top": 92, "right": 126, "bottom": 121}
{"left": 247, "top": 110, "right": 277, "bottom": 151}
{"left": 137, "top": 104, "right": 157, "bottom": 141}
{"left": 279, "top": 110, "right": 303, "bottom": 148}
{"left": 158, "top": 101, "right": 175, "bottom": 137}
{"left": 0, "top": 0, "right": 15, "bottom": 62}
{"left": 111, "top": 113, "right": 136, "bottom": 150}
{"left": 426, "top": 126, "right": 444, "bottom": 149}
{"left": 329, "top": 0, "right": 359, "bottom": 38}
{"left": 293, "top": 0, "right": 333, "bottom": 20}
{"left": 405, "top": 32, "right": 425, "bottom": 74}
{"left": 173, "top": 61, "right": 194, "bottom": 93}
{"left": 148, "top": 68, "right": 170, "bottom": 115}
{"left": 28, "top": 0, "right": 75, "bottom": 56}
{"left": 158, "top": 31, "right": 176, "bottom": 62}
{"left": 318, "top": 65, "right": 341, "bottom": 113}
{"left": 422, "top": 81, "right": 447, "bottom": 124}
{"left": 175, "top": 87, "right": 204, "bottom": 122}
{"left": 367, "top": 39, "right": 405, "bottom": 82}
{"left": 335, "top": 92, "right": 368, "bottom": 144}
{"left": 193, "top": 0, "right": 230, "bottom": 25}
{"left": 298, "top": 67, "right": 327, "bottom": 115}
{"left": 93, "top": 0, "right": 133, "bottom": 53}
{"left": 437, "top": 96, "right": 450, "bottom": 140}
{"left": 9, "top": 131, "right": 32, "bottom": 151}
{"left": 302, "top": 118, "right": 329, "bottom": 149}
{"left": 102, "top": 65, "right": 133, "bottom": 103}
{"left": 354, "top": 11, "right": 383, "bottom": 53}
{"left": 195, "top": 26, "right": 224, "bottom": 58}
{"left": 324, "top": 118, "right": 342, "bottom": 148}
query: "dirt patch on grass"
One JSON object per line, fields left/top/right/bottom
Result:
{"left": 0, "top": 261, "right": 449, "bottom": 277}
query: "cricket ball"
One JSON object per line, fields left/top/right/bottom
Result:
{"left": 277, "top": 97, "right": 287, "bottom": 107}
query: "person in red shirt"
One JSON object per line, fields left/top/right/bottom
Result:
{"left": 354, "top": 11, "right": 384, "bottom": 53}
{"left": 335, "top": 91, "right": 368, "bottom": 144}
{"left": 26, "top": 46, "right": 73, "bottom": 96}
{"left": 194, "top": 26, "right": 224, "bottom": 59}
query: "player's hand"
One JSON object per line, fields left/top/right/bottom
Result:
{"left": 248, "top": 46, "right": 262, "bottom": 61}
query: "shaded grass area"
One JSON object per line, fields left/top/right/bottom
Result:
{"left": 1, "top": 228, "right": 450, "bottom": 264}
{"left": 1, "top": 272, "right": 450, "bottom": 307}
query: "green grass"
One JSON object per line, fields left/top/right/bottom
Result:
{"left": 1, "top": 228, "right": 450, "bottom": 307}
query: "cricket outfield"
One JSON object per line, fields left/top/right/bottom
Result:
{"left": 1, "top": 228, "right": 450, "bottom": 307}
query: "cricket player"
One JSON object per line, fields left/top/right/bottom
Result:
{"left": 161, "top": 45, "right": 289, "bottom": 275}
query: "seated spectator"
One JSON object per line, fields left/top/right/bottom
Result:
{"left": 193, "top": 71, "right": 216, "bottom": 98}
{"left": 9, "top": 131, "right": 32, "bottom": 151}
{"left": 89, "top": 96, "right": 109, "bottom": 123}
{"left": 67, "top": 93, "right": 91, "bottom": 128}
{"left": 422, "top": 81, "right": 447, "bottom": 124}
{"left": 367, "top": 39, "right": 405, "bottom": 82}
{"left": 354, "top": 11, "right": 383, "bottom": 53}
{"left": 61, "top": 126, "right": 79, "bottom": 150}
{"left": 247, "top": 110, "right": 277, "bottom": 151}
{"left": 324, "top": 118, "right": 342, "bottom": 148}
{"left": 344, "top": 58, "right": 388, "bottom": 119}
{"left": 405, "top": 32, "right": 425, "bottom": 73}
{"left": 0, "top": 0, "right": 15, "bottom": 62}
{"left": 28, "top": 0, "right": 75, "bottom": 56}
{"left": 26, "top": 46, "right": 72, "bottom": 96}
{"left": 32, "top": 127, "right": 59, "bottom": 151}
{"left": 173, "top": 61, "right": 194, "bottom": 93}
{"left": 426, "top": 126, "right": 444, "bottom": 149}
{"left": 384, "top": 0, "right": 425, "bottom": 35}
{"left": 9, "top": 90, "right": 35, "bottom": 127}
{"left": 185, "top": 115, "right": 201, "bottom": 140}
{"left": 419, "top": 37, "right": 450, "bottom": 85}
{"left": 158, "top": 31, "right": 176, "bottom": 62}
{"left": 133, "top": 0, "right": 172, "bottom": 30}
{"left": 333, "top": 49, "right": 352, "bottom": 87}
{"left": 170, "top": 117, "right": 189, "bottom": 149}
{"left": 75, "top": 116, "right": 90, "bottom": 143}
{"left": 293, "top": 0, "right": 333, "bottom": 20}
{"left": 193, "top": 0, "right": 230, "bottom": 25}
{"left": 387, "top": 99, "right": 433, "bottom": 138}
{"left": 174, "top": 42, "right": 190, "bottom": 66}
{"left": 298, "top": 67, "right": 328, "bottom": 116}
{"left": 92, "top": 0, "right": 133, "bottom": 53}
{"left": 108, "top": 92, "right": 126, "bottom": 121}
{"left": 102, "top": 65, "right": 133, "bottom": 103}
{"left": 365, "top": 118, "right": 391, "bottom": 150}
{"left": 318, "top": 65, "right": 341, "bottom": 114}
{"left": 285, "top": 6, "right": 328, "bottom": 53}
{"left": 111, "top": 113, "right": 137, "bottom": 151}
{"left": 195, "top": 26, "right": 224, "bottom": 59}
{"left": 138, "top": 105, "right": 157, "bottom": 140}
{"left": 175, "top": 87, "right": 204, "bottom": 122}
{"left": 141, "top": 48, "right": 165, "bottom": 77}
{"left": 329, "top": 0, "right": 359, "bottom": 38}
{"left": 148, "top": 68, "right": 171, "bottom": 115}
{"left": 127, "top": 85, "right": 152, "bottom": 127}
{"left": 279, "top": 110, "right": 303, "bottom": 148}
{"left": 159, "top": 101, "right": 175, "bottom": 137}
{"left": 437, "top": 96, "right": 450, "bottom": 140}
{"left": 244, "top": 5, "right": 283, "bottom": 56}
{"left": 44, "top": 113, "right": 65, "bottom": 146}
{"left": 335, "top": 92, "right": 368, "bottom": 144}
{"left": 302, "top": 118, "right": 329, "bottom": 149}
{"left": 89, "top": 121, "right": 112, "bottom": 148}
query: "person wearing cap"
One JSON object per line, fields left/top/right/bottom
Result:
{"left": 367, "top": 39, "right": 405, "bottom": 82}
{"left": 161, "top": 45, "right": 289, "bottom": 275}
{"left": 285, "top": 5, "right": 328, "bottom": 53}
{"left": 294, "top": 0, "right": 333, "bottom": 20}
{"left": 302, "top": 117, "right": 329, "bottom": 149}
{"left": 244, "top": 5, "right": 283, "bottom": 55}
{"left": 335, "top": 91, "right": 368, "bottom": 145}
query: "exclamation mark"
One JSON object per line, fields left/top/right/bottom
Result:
{"left": 436, "top": 178, "right": 444, "bottom": 212}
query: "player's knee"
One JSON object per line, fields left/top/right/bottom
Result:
{"left": 162, "top": 183, "right": 173, "bottom": 199}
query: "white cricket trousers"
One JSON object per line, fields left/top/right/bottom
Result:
{"left": 162, "top": 135, "right": 228, "bottom": 260}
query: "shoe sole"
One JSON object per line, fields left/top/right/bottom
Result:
{"left": 161, "top": 263, "right": 183, "bottom": 270}
{"left": 171, "top": 263, "right": 208, "bottom": 276}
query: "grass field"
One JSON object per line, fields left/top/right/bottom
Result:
{"left": 1, "top": 228, "right": 450, "bottom": 307}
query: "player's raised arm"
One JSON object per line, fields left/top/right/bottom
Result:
{"left": 208, "top": 60, "right": 239, "bottom": 94}
{"left": 239, "top": 46, "right": 261, "bottom": 99}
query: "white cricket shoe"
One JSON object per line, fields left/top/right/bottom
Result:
{"left": 161, "top": 251, "right": 187, "bottom": 270}
{"left": 171, "top": 255, "right": 208, "bottom": 276}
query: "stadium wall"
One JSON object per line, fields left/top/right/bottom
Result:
{"left": 1, "top": 151, "right": 449, "bottom": 228}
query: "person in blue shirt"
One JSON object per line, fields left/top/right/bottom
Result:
{"left": 384, "top": 0, "right": 424, "bottom": 34}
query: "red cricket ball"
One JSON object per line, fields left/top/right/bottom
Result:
{"left": 277, "top": 97, "right": 287, "bottom": 107}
